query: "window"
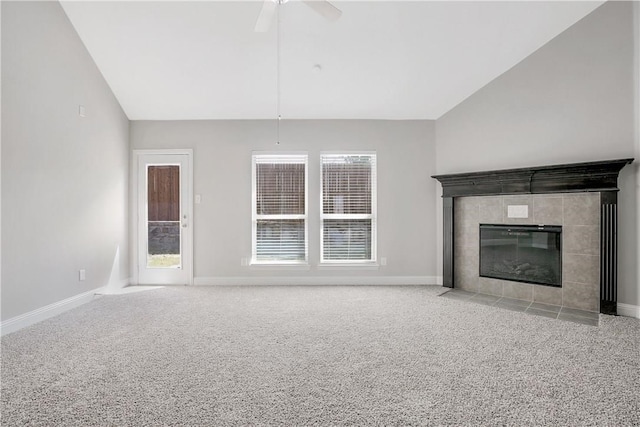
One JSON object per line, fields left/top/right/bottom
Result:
{"left": 252, "top": 154, "right": 308, "bottom": 264}
{"left": 321, "top": 153, "right": 377, "bottom": 263}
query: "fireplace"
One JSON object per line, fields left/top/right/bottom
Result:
{"left": 479, "top": 224, "right": 562, "bottom": 287}
{"left": 432, "top": 159, "right": 634, "bottom": 314}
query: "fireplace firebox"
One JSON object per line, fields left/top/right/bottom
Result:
{"left": 479, "top": 224, "right": 562, "bottom": 287}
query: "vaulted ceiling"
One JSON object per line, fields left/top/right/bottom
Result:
{"left": 60, "top": 1, "right": 604, "bottom": 120}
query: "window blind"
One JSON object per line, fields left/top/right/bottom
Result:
{"left": 321, "top": 154, "right": 376, "bottom": 262}
{"left": 253, "top": 155, "right": 307, "bottom": 263}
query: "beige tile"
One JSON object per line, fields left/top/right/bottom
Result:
{"left": 454, "top": 251, "right": 478, "bottom": 292}
{"left": 533, "top": 196, "right": 563, "bottom": 225}
{"left": 478, "top": 197, "right": 503, "bottom": 224}
{"left": 564, "top": 225, "right": 599, "bottom": 256}
{"left": 463, "top": 196, "right": 484, "bottom": 204}
{"left": 527, "top": 307, "right": 558, "bottom": 319}
{"left": 455, "top": 198, "right": 479, "bottom": 226}
{"left": 503, "top": 281, "right": 534, "bottom": 301}
{"left": 453, "top": 264, "right": 478, "bottom": 281}
{"left": 563, "top": 254, "right": 599, "bottom": 285}
{"left": 454, "top": 223, "right": 479, "bottom": 249}
{"left": 497, "top": 302, "right": 528, "bottom": 313}
{"left": 563, "top": 194, "right": 600, "bottom": 226}
{"left": 560, "top": 306, "right": 599, "bottom": 318}
{"left": 562, "top": 281, "right": 599, "bottom": 312}
{"left": 454, "top": 202, "right": 471, "bottom": 228}
{"left": 529, "top": 302, "right": 561, "bottom": 313}
{"left": 456, "top": 244, "right": 479, "bottom": 264}
{"left": 470, "top": 293, "right": 500, "bottom": 305}
{"left": 503, "top": 196, "right": 534, "bottom": 224}
{"left": 533, "top": 285, "right": 563, "bottom": 306}
{"left": 557, "top": 313, "right": 599, "bottom": 327}
{"left": 560, "top": 307, "right": 600, "bottom": 319}
{"left": 478, "top": 278, "right": 503, "bottom": 296}
{"left": 499, "top": 297, "right": 531, "bottom": 307}
{"left": 441, "top": 291, "right": 474, "bottom": 302}
{"left": 456, "top": 276, "right": 478, "bottom": 293}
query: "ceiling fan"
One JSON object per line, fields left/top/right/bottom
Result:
{"left": 254, "top": 0, "right": 342, "bottom": 32}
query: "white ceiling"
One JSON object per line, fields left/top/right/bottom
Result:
{"left": 60, "top": 1, "right": 604, "bottom": 121}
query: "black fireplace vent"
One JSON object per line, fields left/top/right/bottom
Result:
{"left": 479, "top": 224, "right": 562, "bottom": 287}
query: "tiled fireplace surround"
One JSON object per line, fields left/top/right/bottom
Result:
{"left": 433, "top": 158, "right": 634, "bottom": 316}
{"left": 454, "top": 193, "right": 600, "bottom": 312}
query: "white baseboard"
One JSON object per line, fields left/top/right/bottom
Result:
{"left": 617, "top": 303, "right": 640, "bottom": 319}
{"left": 193, "top": 276, "right": 439, "bottom": 286}
{"left": 1, "top": 287, "right": 105, "bottom": 336}
{"left": 99, "top": 285, "right": 164, "bottom": 295}
{"left": 435, "top": 276, "right": 443, "bottom": 286}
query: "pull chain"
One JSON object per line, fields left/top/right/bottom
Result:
{"left": 276, "top": 0, "right": 281, "bottom": 145}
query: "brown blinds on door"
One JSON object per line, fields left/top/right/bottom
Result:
{"left": 147, "top": 165, "right": 180, "bottom": 222}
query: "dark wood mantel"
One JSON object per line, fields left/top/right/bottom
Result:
{"left": 432, "top": 158, "right": 634, "bottom": 315}
{"left": 432, "top": 158, "right": 633, "bottom": 198}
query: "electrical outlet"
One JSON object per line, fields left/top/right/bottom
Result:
{"left": 79, "top": 269, "right": 86, "bottom": 281}
{"left": 241, "top": 257, "right": 249, "bottom": 266}
{"left": 380, "top": 257, "right": 387, "bottom": 266}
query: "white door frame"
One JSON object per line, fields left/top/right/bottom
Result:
{"left": 132, "top": 149, "right": 194, "bottom": 285}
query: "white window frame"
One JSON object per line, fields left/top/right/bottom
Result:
{"left": 320, "top": 152, "right": 377, "bottom": 264}
{"left": 251, "top": 153, "right": 309, "bottom": 265}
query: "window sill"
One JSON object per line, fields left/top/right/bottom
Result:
{"left": 317, "top": 263, "right": 380, "bottom": 271}
{"left": 249, "top": 262, "right": 311, "bottom": 271}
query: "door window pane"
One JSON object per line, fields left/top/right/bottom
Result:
{"left": 147, "top": 165, "right": 181, "bottom": 268}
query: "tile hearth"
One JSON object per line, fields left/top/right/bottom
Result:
{"left": 440, "top": 288, "right": 599, "bottom": 326}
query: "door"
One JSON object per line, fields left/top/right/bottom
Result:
{"left": 137, "top": 152, "right": 192, "bottom": 285}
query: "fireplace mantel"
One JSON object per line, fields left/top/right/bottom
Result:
{"left": 432, "top": 158, "right": 633, "bottom": 198}
{"left": 432, "top": 158, "right": 634, "bottom": 315}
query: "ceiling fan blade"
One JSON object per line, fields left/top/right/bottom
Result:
{"left": 254, "top": 0, "right": 277, "bottom": 33}
{"left": 302, "top": 0, "right": 342, "bottom": 22}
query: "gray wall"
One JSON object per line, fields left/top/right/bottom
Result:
{"left": 435, "top": 2, "right": 638, "bottom": 306}
{"left": 1, "top": 0, "right": 3, "bottom": 320}
{"left": 131, "top": 119, "right": 437, "bottom": 282}
{"left": 1, "top": 1, "right": 130, "bottom": 320}
{"left": 635, "top": 2, "right": 640, "bottom": 311}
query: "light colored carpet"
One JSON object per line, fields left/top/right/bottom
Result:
{"left": 2, "top": 285, "right": 639, "bottom": 426}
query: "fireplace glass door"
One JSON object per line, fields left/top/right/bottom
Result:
{"left": 479, "top": 224, "right": 562, "bottom": 287}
